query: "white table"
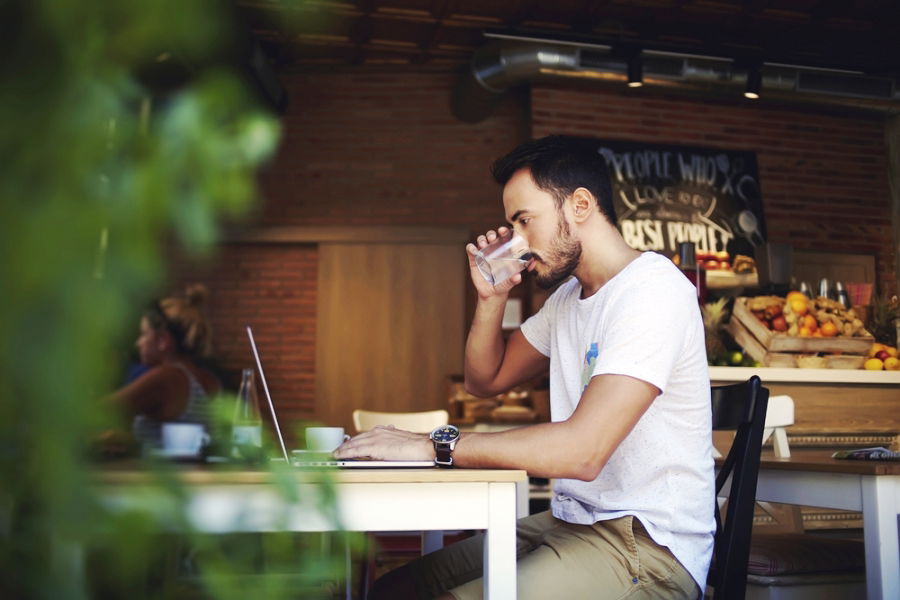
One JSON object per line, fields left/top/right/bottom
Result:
{"left": 96, "top": 465, "right": 528, "bottom": 599}
{"left": 750, "top": 451, "right": 900, "bottom": 600}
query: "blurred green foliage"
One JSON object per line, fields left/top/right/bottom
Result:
{"left": 0, "top": 1, "right": 357, "bottom": 598}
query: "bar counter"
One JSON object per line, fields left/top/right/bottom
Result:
{"left": 710, "top": 365, "right": 899, "bottom": 447}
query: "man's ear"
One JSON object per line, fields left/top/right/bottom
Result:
{"left": 571, "top": 188, "right": 594, "bottom": 223}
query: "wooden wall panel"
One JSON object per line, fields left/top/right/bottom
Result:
{"left": 316, "top": 241, "right": 467, "bottom": 432}
{"left": 792, "top": 250, "right": 877, "bottom": 286}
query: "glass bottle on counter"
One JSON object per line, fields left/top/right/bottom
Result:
{"left": 677, "top": 242, "right": 707, "bottom": 304}
{"left": 232, "top": 368, "right": 263, "bottom": 461}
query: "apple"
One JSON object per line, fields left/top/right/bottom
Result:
{"left": 875, "top": 349, "right": 890, "bottom": 361}
{"left": 771, "top": 315, "right": 788, "bottom": 332}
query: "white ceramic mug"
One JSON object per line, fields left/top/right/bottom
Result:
{"left": 306, "top": 427, "right": 350, "bottom": 452}
{"left": 161, "top": 422, "right": 210, "bottom": 456}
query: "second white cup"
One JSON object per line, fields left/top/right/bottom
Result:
{"left": 306, "top": 427, "right": 350, "bottom": 452}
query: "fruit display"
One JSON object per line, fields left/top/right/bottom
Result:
{"left": 864, "top": 343, "right": 900, "bottom": 370}
{"left": 728, "top": 292, "right": 878, "bottom": 369}
{"left": 748, "top": 292, "right": 870, "bottom": 338}
{"left": 747, "top": 295, "right": 789, "bottom": 332}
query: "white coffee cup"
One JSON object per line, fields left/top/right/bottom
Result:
{"left": 306, "top": 427, "right": 350, "bottom": 452}
{"left": 161, "top": 422, "right": 210, "bottom": 456}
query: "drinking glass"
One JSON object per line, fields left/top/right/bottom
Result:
{"left": 474, "top": 230, "right": 533, "bottom": 286}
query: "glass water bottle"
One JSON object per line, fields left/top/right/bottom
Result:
{"left": 232, "top": 368, "right": 263, "bottom": 461}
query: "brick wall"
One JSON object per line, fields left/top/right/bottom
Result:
{"left": 171, "top": 68, "right": 527, "bottom": 424}
{"left": 170, "top": 243, "right": 318, "bottom": 426}
{"left": 256, "top": 68, "right": 528, "bottom": 231}
{"left": 531, "top": 83, "right": 896, "bottom": 292}
{"left": 171, "top": 69, "right": 897, "bottom": 425}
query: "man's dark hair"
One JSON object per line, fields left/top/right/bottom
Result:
{"left": 491, "top": 135, "right": 616, "bottom": 225}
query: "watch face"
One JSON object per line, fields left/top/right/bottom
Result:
{"left": 431, "top": 424, "right": 460, "bottom": 443}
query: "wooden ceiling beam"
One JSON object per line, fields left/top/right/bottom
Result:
{"left": 407, "top": 0, "right": 458, "bottom": 63}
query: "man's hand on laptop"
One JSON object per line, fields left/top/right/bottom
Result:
{"left": 334, "top": 425, "right": 433, "bottom": 461}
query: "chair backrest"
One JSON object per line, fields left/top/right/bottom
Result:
{"left": 352, "top": 409, "right": 449, "bottom": 434}
{"left": 708, "top": 375, "right": 769, "bottom": 600}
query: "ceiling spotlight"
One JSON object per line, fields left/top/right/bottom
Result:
{"left": 627, "top": 53, "right": 643, "bottom": 87}
{"left": 744, "top": 67, "right": 762, "bottom": 99}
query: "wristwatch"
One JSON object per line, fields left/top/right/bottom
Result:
{"left": 430, "top": 424, "right": 461, "bottom": 468}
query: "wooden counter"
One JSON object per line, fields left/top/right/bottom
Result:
{"left": 710, "top": 366, "right": 900, "bottom": 444}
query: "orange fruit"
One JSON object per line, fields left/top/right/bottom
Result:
{"left": 786, "top": 291, "right": 807, "bottom": 304}
{"left": 790, "top": 299, "right": 809, "bottom": 316}
{"left": 798, "top": 326, "right": 812, "bottom": 336}
{"left": 802, "top": 314, "right": 817, "bottom": 331}
{"left": 820, "top": 321, "right": 838, "bottom": 337}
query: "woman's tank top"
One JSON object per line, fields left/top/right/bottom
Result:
{"left": 133, "top": 362, "right": 214, "bottom": 449}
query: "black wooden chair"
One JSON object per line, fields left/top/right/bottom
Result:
{"left": 707, "top": 375, "right": 769, "bottom": 600}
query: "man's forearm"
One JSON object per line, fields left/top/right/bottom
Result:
{"left": 450, "top": 374, "right": 659, "bottom": 481}
{"left": 452, "top": 422, "right": 602, "bottom": 481}
{"left": 463, "top": 295, "right": 508, "bottom": 396}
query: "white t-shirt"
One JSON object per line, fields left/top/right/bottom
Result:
{"left": 520, "top": 251, "right": 715, "bottom": 590}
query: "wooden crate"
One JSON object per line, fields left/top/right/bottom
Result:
{"left": 727, "top": 298, "right": 873, "bottom": 367}
{"left": 726, "top": 317, "right": 797, "bottom": 367}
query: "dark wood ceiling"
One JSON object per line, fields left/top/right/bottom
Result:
{"left": 238, "top": 0, "right": 900, "bottom": 79}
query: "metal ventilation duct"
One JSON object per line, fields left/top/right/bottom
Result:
{"left": 451, "top": 42, "right": 900, "bottom": 122}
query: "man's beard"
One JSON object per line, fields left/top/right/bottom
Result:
{"left": 533, "top": 217, "right": 582, "bottom": 290}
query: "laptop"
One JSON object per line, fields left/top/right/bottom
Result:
{"left": 246, "top": 326, "right": 434, "bottom": 468}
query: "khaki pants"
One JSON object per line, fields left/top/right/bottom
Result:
{"left": 408, "top": 511, "right": 699, "bottom": 600}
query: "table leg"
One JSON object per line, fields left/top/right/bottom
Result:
{"left": 516, "top": 478, "right": 529, "bottom": 518}
{"left": 861, "top": 475, "right": 899, "bottom": 600}
{"left": 484, "top": 482, "right": 517, "bottom": 600}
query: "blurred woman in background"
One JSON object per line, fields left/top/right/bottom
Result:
{"left": 111, "top": 283, "right": 220, "bottom": 449}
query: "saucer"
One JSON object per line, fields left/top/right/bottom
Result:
{"left": 291, "top": 449, "right": 334, "bottom": 461}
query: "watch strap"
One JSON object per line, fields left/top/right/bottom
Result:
{"left": 434, "top": 445, "right": 453, "bottom": 467}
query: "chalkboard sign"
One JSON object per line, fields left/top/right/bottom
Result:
{"left": 594, "top": 140, "right": 765, "bottom": 257}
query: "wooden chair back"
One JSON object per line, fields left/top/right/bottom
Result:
{"left": 352, "top": 409, "right": 449, "bottom": 434}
